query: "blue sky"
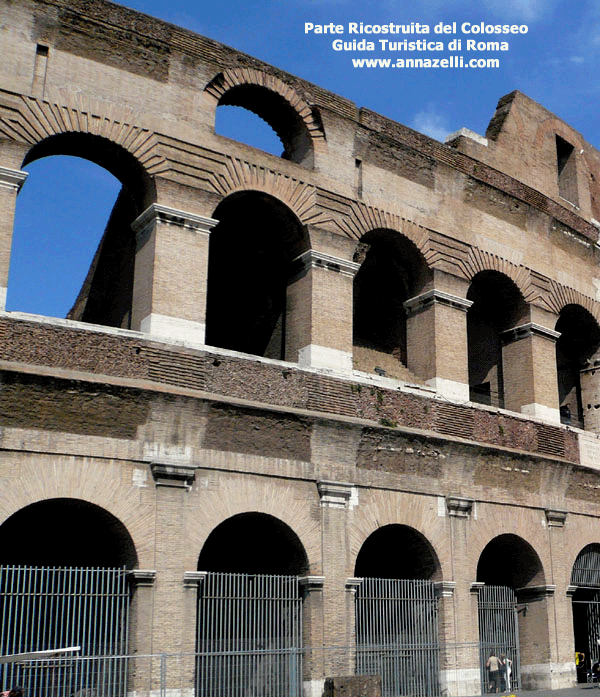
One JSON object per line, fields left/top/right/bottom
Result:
{"left": 8, "top": 0, "right": 600, "bottom": 318}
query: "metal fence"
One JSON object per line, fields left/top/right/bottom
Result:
{"left": 196, "top": 572, "right": 302, "bottom": 697}
{"left": 477, "top": 585, "right": 519, "bottom": 693}
{"left": 0, "top": 644, "right": 496, "bottom": 697}
{"left": 0, "top": 565, "right": 129, "bottom": 696}
{"left": 572, "top": 545, "right": 600, "bottom": 587}
{"left": 356, "top": 578, "right": 440, "bottom": 697}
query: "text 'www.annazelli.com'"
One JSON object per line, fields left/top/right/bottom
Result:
{"left": 351, "top": 56, "right": 500, "bottom": 68}
{"left": 352, "top": 56, "right": 499, "bottom": 68}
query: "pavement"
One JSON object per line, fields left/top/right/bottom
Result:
{"left": 496, "top": 686, "right": 600, "bottom": 697}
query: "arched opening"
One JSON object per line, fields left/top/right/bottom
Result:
{"left": 10, "top": 133, "right": 152, "bottom": 327}
{"left": 215, "top": 84, "right": 315, "bottom": 167}
{"left": 354, "top": 525, "right": 441, "bottom": 697}
{"left": 555, "top": 305, "right": 600, "bottom": 429}
{"left": 216, "top": 105, "right": 286, "bottom": 158}
{"left": 467, "top": 271, "right": 527, "bottom": 408}
{"left": 196, "top": 514, "right": 308, "bottom": 697}
{"left": 476, "top": 534, "right": 548, "bottom": 692}
{"left": 352, "top": 230, "right": 431, "bottom": 380}
{"left": 198, "top": 512, "right": 308, "bottom": 575}
{"left": 0, "top": 498, "right": 136, "bottom": 693}
{"left": 571, "top": 544, "right": 600, "bottom": 682}
{"left": 205, "top": 191, "right": 308, "bottom": 360}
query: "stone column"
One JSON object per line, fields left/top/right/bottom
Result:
{"left": 444, "top": 497, "right": 482, "bottom": 696}
{"left": 516, "top": 585, "right": 557, "bottom": 690}
{"left": 286, "top": 251, "right": 359, "bottom": 372}
{"left": 501, "top": 321, "right": 561, "bottom": 422}
{"left": 580, "top": 355, "right": 600, "bottom": 432}
{"left": 404, "top": 289, "right": 472, "bottom": 401}
{"left": 0, "top": 166, "right": 28, "bottom": 310}
{"left": 146, "top": 460, "right": 196, "bottom": 691}
{"left": 317, "top": 480, "right": 354, "bottom": 681}
{"left": 299, "top": 575, "right": 326, "bottom": 697}
{"left": 131, "top": 203, "right": 217, "bottom": 343}
{"left": 544, "top": 509, "right": 577, "bottom": 689}
{"left": 127, "top": 569, "right": 157, "bottom": 693}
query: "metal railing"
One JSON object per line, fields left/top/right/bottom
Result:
{"left": 0, "top": 644, "right": 500, "bottom": 697}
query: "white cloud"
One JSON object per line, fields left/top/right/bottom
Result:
{"left": 412, "top": 107, "right": 450, "bottom": 142}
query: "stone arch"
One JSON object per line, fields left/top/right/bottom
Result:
{"left": 207, "top": 156, "right": 317, "bottom": 224}
{"left": 467, "top": 269, "right": 529, "bottom": 407}
{"left": 352, "top": 227, "right": 433, "bottom": 376}
{"left": 205, "top": 68, "right": 325, "bottom": 166}
{"left": 206, "top": 189, "right": 310, "bottom": 359}
{"left": 194, "top": 512, "right": 308, "bottom": 696}
{"left": 555, "top": 303, "right": 600, "bottom": 428}
{"left": 341, "top": 201, "right": 432, "bottom": 260}
{"left": 477, "top": 533, "right": 545, "bottom": 589}
{"left": 7, "top": 97, "right": 163, "bottom": 323}
{"left": 570, "top": 543, "right": 600, "bottom": 681}
{"left": 350, "top": 491, "right": 448, "bottom": 582}
{"left": 352, "top": 522, "right": 443, "bottom": 697}
{"left": 0, "top": 497, "right": 137, "bottom": 688}
{"left": 198, "top": 512, "right": 309, "bottom": 575}
{"left": 476, "top": 533, "right": 550, "bottom": 691}
{"left": 183, "top": 478, "right": 321, "bottom": 576}
{"left": 464, "top": 247, "right": 536, "bottom": 304}
{"left": 0, "top": 497, "right": 137, "bottom": 567}
{"left": 23, "top": 131, "right": 154, "bottom": 211}
{"left": 0, "top": 92, "right": 163, "bottom": 207}
{"left": 0, "top": 457, "right": 155, "bottom": 568}
{"left": 355, "top": 523, "right": 442, "bottom": 581}
{"left": 546, "top": 280, "right": 600, "bottom": 324}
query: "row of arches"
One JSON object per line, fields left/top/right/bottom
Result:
{"left": 0, "top": 499, "right": 597, "bottom": 695}
{"left": 9, "top": 152, "right": 599, "bottom": 427}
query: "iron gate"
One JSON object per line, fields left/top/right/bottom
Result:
{"left": 355, "top": 578, "right": 440, "bottom": 697}
{"left": 571, "top": 546, "right": 600, "bottom": 673}
{"left": 196, "top": 572, "right": 303, "bottom": 697}
{"left": 0, "top": 565, "right": 129, "bottom": 696}
{"left": 477, "top": 585, "right": 520, "bottom": 693}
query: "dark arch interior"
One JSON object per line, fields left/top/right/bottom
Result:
{"left": 556, "top": 304, "right": 600, "bottom": 426}
{"left": 467, "top": 271, "right": 527, "bottom": 407}
{"left": 354, "top": 524, "right": 440, "bottom": 580}
{"left": 477, "top": 534, "right": 544, "bottom": 589}
{"left": 218, "top": 84, "right": 315, "bottom": 166}
{"left": 353, "top": 230, "right": 431, "bottom": 365}
{"left": 206, "top": 191, "right": 308, "bottom": 359}
{"left": 0, "top": 498, "right": 137, "bottom": 568}
{"left": 198, "top": 513, "right": 308, "bottom": 575}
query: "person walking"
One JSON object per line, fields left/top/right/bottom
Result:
{"left": 487, "top": 652, "right": 502, "bottom": 693}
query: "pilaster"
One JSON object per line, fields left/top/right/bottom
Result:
{"left": 502, "top": 321, "right": 561, "bottom": 423}
{"left": 287, "top": 250, "right": 359, "bottom": 372}
{"left": 131, "top": 203, "right": 217, "bottom": 343}
{"left": 404, "top": 286, "right": 472, "bottom": 401}
{"left": 0, "top": 166, "right": 28, "bottom": 310}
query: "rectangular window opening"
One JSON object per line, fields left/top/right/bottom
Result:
{"left": 556, "top": 135, "right": 579, "bottom": 206}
